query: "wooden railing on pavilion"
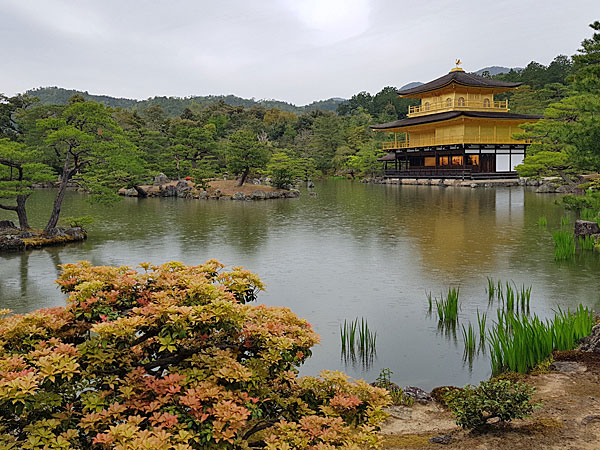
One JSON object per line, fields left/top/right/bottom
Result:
{"left": 407, "top": 99, "right": 509, "bottom": 117}
{"left": 383, "top": 167, "right": 472, "bottom": 178}
{"left": 382, "top": 135, "right": 531, "bottom": 150}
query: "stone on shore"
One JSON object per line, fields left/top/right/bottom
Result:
{"left": 579, "top": 323, "right": 600, "bottom": 352}
{"left": 153, "top": 173, "right": 169, "bottom": 185}
{"left": 251, "top": 190, "right": 267, "bottom": 200}
{"left": 0, "top": 220, "right": 17, "bottom": 231}
{"left": 574, "top": 220, "right": 600, "bottom": 238}
{"left": 0, "top": 227, "right": 87, "bottom": 253}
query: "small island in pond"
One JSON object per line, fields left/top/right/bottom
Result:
{"left": 118, "top": 175, "right": 300, "bottom": 201}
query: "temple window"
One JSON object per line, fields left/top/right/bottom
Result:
{"left": 483, "top": 98, "right": 491, "bottom": 107}
{"left": 467, "top": 155, "right": 480, "bottom": 166}
{"left": 457, "top": 97, "right": 465, "bottom": 106}
{"left": 424, "top": 102, "right": 430, "bottom": 111}
{"left": 446, "top": 98, "right": 452, "bottom": 107}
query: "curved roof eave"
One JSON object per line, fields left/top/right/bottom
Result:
{"left": 397, "top": 71, "right": 523, "bottom": 96}
{"left": 371, "top": 111, "right": 542, "bottom": 131}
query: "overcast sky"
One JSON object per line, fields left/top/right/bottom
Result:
{"left": 2, "top": 1, "right": 599, "bottom": 105}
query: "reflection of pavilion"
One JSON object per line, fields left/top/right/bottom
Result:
{"left": 373, "top": 66, "right": 540, "bottom": 179}
{"left": 388, "top": 187, "right": 525, "bottom": 277}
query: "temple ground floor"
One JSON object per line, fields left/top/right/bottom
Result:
{"left": 380, "top": 143, "right": 526, "bottom": 180}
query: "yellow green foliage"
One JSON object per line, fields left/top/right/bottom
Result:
{"left": 0, "top": 260, "right": 389, "bottom": 449}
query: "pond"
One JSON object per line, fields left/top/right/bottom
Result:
{"left": 1, "top": 181, "right": 600, "bottom": 390}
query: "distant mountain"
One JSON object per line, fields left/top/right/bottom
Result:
{"left": 25, "top": 87, "right": 347, "bottom": 117}
{"left": 399, "top": 81, "right": 424, "bottom": 91}
{"left": 474, "top": 66, "right": 523, "bottom": 76}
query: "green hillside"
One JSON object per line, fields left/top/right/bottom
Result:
{"left": 25, "top": 87, "right": 346, "bottom": 116}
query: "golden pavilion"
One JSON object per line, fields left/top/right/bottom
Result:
{"left": 372, "top": 64, "right": 541, "bottom": 179}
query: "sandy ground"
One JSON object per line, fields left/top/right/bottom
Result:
{"left": 381, "top": 351, "right": 600, "bottom": 449}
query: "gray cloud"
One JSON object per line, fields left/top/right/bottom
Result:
{"left": 1, "top": 0, "right": 598, "bottom": 105}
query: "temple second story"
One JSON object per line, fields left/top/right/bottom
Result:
{"left": 401, "top": 66, "right": 520, "bottom": 117}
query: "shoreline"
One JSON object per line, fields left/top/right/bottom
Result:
{"left": 380, "top": 349, "right": 600, "bottom": 449}
{"left": 365, "top": 173, "right": 599, "bottom": 194}
{"left": 0, "top": 226, "right": 86, "bottom": 253}
{"left": 118, "top": 178, "right": 301, "bottom": 200}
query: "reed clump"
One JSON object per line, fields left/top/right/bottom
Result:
{"left": 340, "top": 317, "right": 377, "bottom": 367}
{"left": 552, "top": 230, "right": 576, "bottom": 260}
{"left": 488, "top": 305, "right": 593, "bottom": 374}
{"left": 487, "top": 279, "right": 532, "bottom": 314}
{"left": 435, "top": 287, "right": 460, "bottom": 323}
{"left": 578, "top": 235, "right": 596, "bottom": 250}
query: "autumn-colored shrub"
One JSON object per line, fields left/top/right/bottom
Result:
{"left": 0, "top": 260, "right": 389, "bottom": 449}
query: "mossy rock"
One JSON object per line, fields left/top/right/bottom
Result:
{"left": 430, "top": 385, "right": 463, "bottom": 407}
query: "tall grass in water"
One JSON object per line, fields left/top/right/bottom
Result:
{"left": 426, "top": 291, "right": 433, "bottom": 314}
{"left": 552, "top": 231, "right": 576, "bottom": 260}
{"left": 477, "top": 310, "right": 487, "bottom": 346}
{"left": 560, "top": 216, "right": 570, "bottom": 228}
{"left": 435, "top": 288, "right": 460, "bottom": 322}
{"left": 462, "top": 323, "right": 477, "bottom": 364}
{"left": 504, "top": 283, "right": 515, "bottom": 313}
{"left": 486, "top": 277, "right": 496, "bottom": 303}
{"left": 578, "top": 235, "right": 596, "bottom": 250}
{"left": 517, "top": 284, "right": 532, "bottom": 313}
{"left": 340, "top": 318, "right": 377, "bottom": 368}
{"left": 538, "top": 216, "right": 548, "bottom": 228}
{"left": 488, "top": 305, "right": 594, "bottom": 374}
{"left": 493, "top": 281, "right": 532, "bottom": 314}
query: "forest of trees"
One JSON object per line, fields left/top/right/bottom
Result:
{"left": 26, "top": 87, "right": 346, "bottom": 116}
{"left": 1, "top": 20, "right": 599, "bottom": 232}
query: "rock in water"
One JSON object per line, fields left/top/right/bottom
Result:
{"left": 175, "top": 180, "right": 191, "bottom": 198}
{"left": 160, "top": 185, "right": 177, "bottom": 197}
{"left": 123, "top": 188, "right": 138, "bottom": 197}
{"left": 536, "top": 183, "right": 558, "bottom": 193}
{"left": 574, "top": 220, "right": 600, "bottom": 238}
{"left": 251, "top": 190, "right": 266, "bottom": 200}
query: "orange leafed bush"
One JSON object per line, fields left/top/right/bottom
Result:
{"left": 0, "top": 261, "right": 389, "bottom": 449}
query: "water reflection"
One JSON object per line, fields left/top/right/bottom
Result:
{"left": 1, "top": 181, "right": 600, "bottom": 390}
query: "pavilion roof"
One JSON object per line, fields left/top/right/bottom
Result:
{"left": 377, "top": 152, "right": 397, "bottom": 161}
{"left": 397, "top": 70, "right": 523, "bottom": 96}
{"left": 371, "top": 110, "right": 542, "bottom": 131}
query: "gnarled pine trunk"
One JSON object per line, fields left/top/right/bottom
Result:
{"left": 0, "top": 194, "right": 30, "bottom": 230}
{"left": 15, "top": 195, "right": 29, "bottom": 230}
{"left": 44, "top": 153, "right": 71, "bottom": 234}
{"left": 238, "top": 167, "right": 250, "bottom": 186}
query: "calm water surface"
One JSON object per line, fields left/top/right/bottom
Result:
{"left": 1, "top": 181, "right": 599, "bottom": 390}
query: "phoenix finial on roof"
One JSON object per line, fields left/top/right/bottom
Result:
{"left": 455, "top": 59, "right": 462, "bottom": 67}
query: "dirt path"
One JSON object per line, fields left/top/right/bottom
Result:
{"left": 381, "top": 351, "right": 600, "bottom": 449}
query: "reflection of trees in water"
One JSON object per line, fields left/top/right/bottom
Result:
{"left": 19, "top": 251, "right": 30, "bottom": 297}
{"left": 45, "top": 248, "right": 64, "bottom": 280}
{"left": 317, "top": 182, "right": 508, "bottom": 277}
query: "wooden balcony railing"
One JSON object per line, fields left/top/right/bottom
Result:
{"left": 382, "top": 135, "right": 531, "bottom": 150}
{"left": 383, "top": 167, "right": 472, "bottom": 179}
{"left": 408, "top": 99, "right": 509, "bottom": 117}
